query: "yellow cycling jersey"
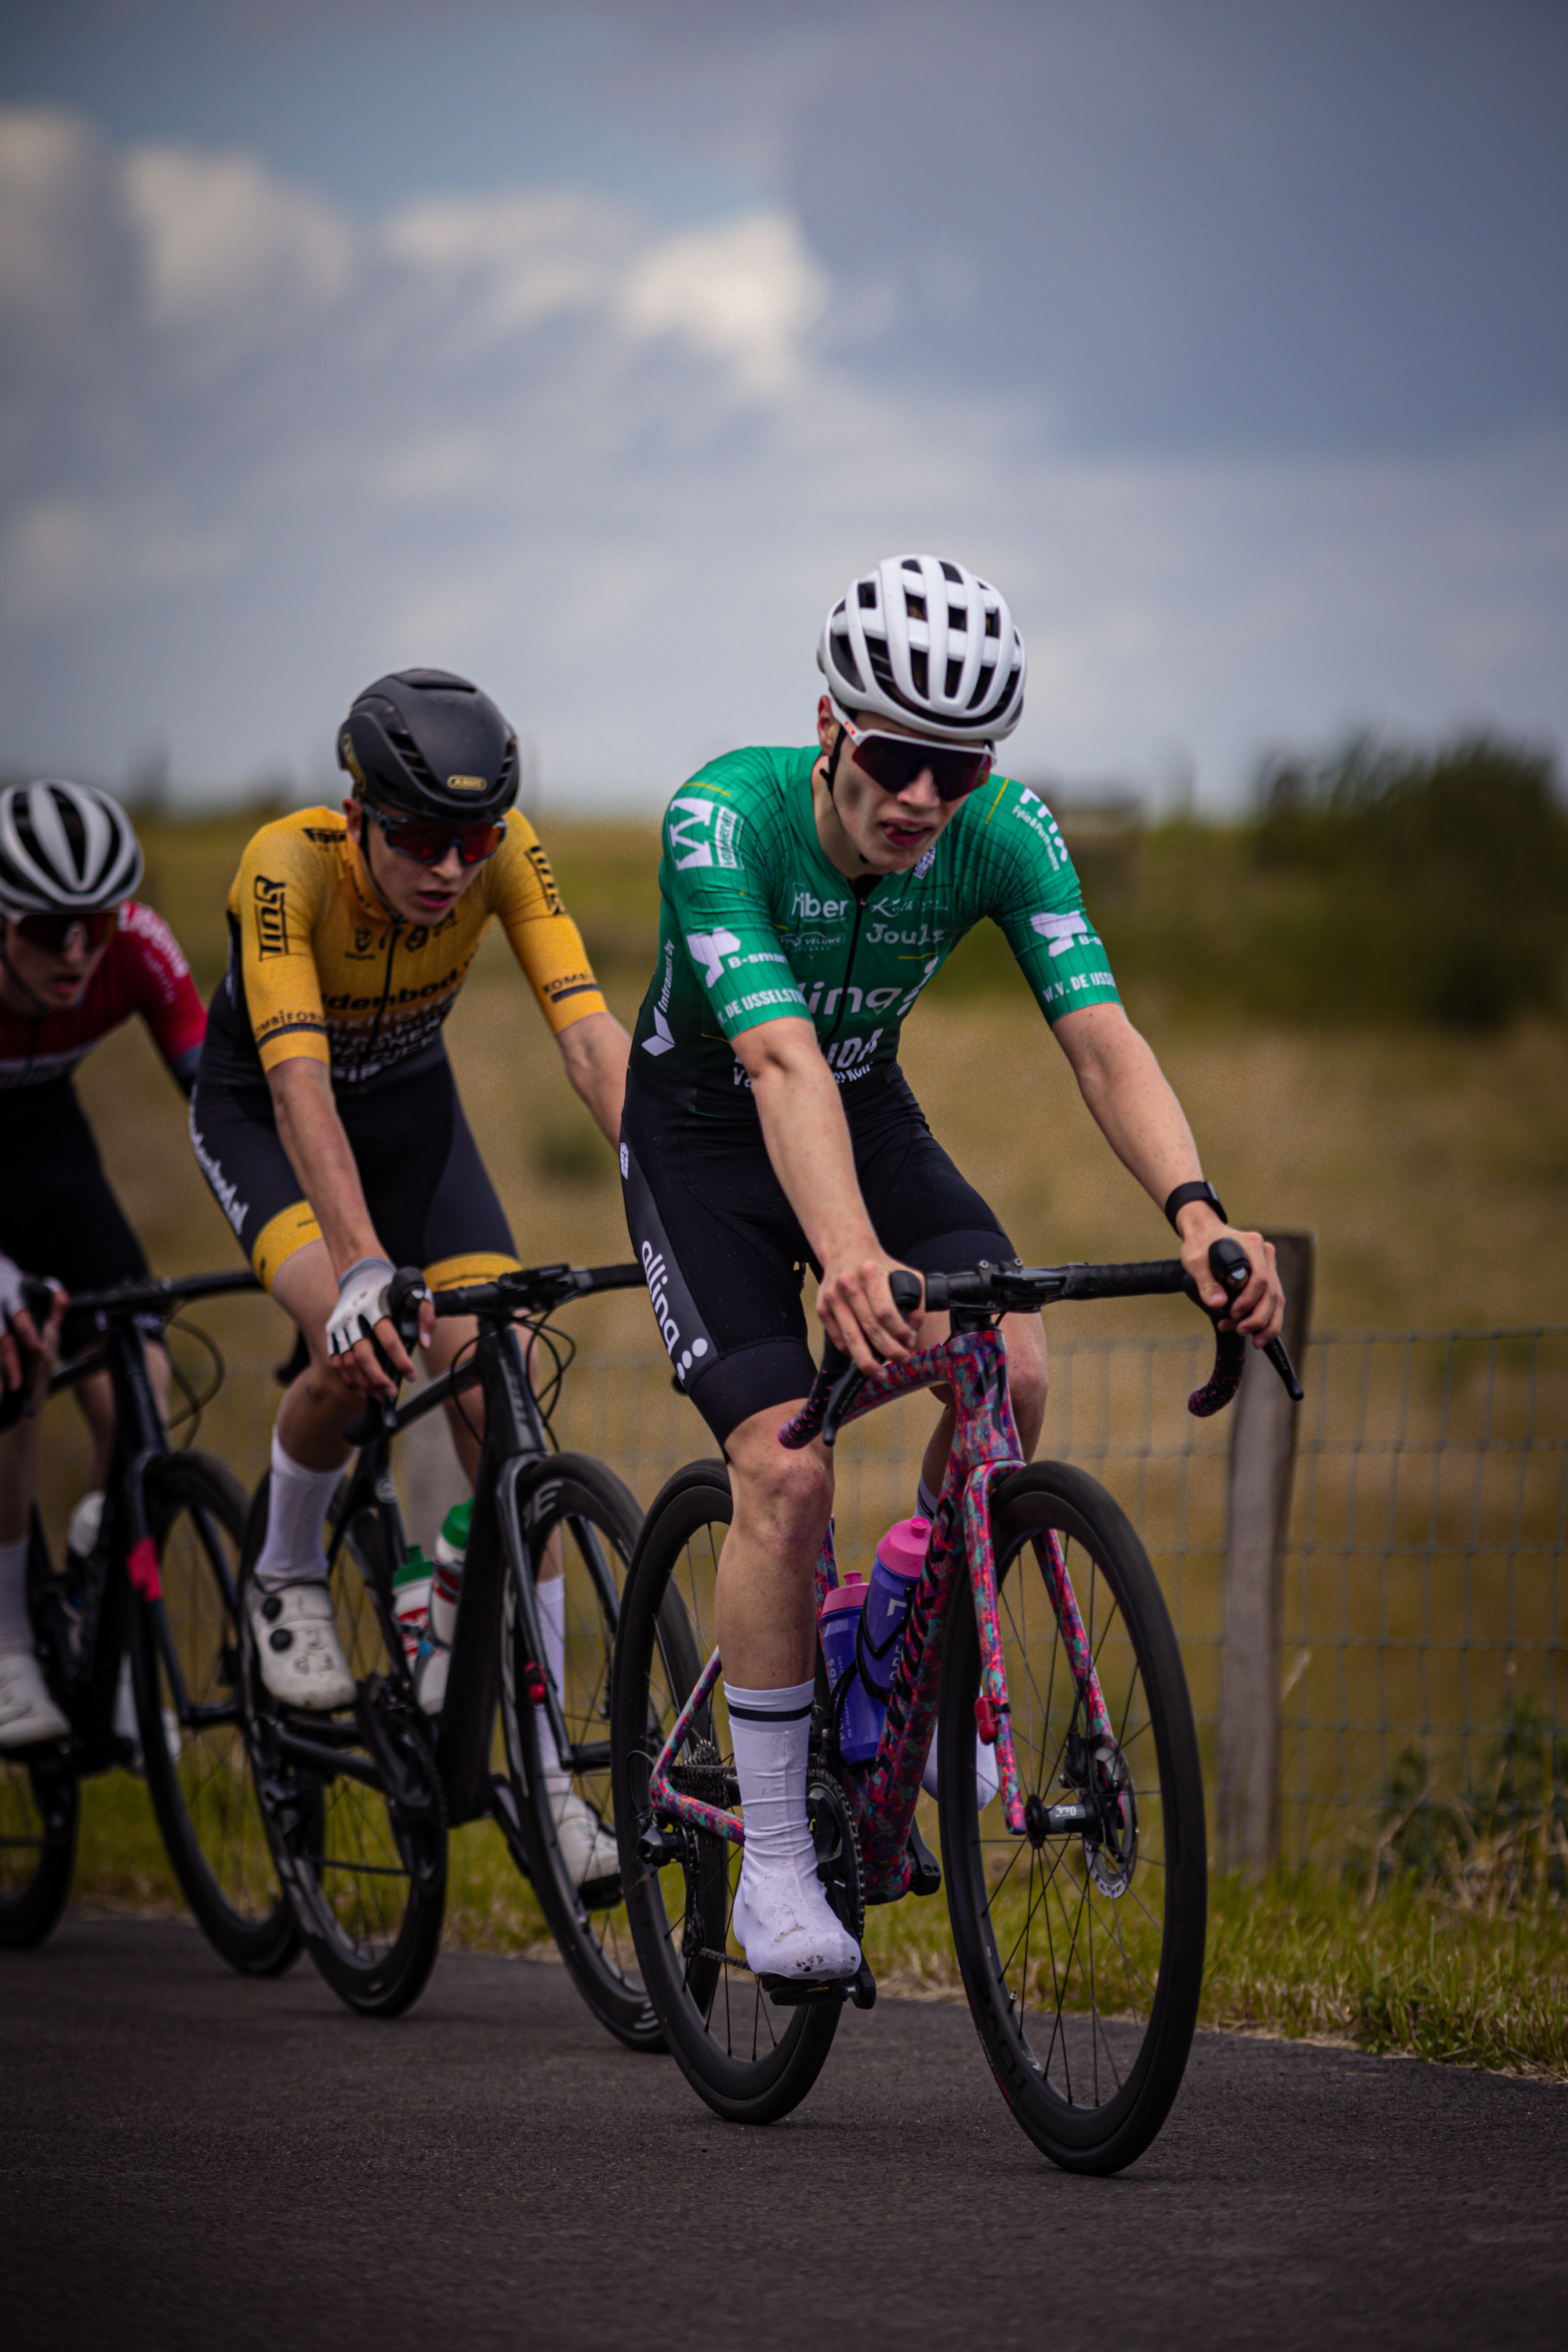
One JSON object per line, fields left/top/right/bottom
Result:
{"left": 201, "top": 805, "right": 607, "bottom": 1091}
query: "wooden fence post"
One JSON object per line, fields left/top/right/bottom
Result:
{"left": 1216, "top": 1230, "right": 1315, "bottom": 1878}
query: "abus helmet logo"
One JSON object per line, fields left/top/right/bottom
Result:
{"left": 641, "top": 1240, "right": 710, "bottom": 1380}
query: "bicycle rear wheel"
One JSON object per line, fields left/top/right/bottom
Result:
{"left": 499, "top": 1453, "right": 673, "bottom": 2050}
{"left": 611, "top": 1461, "right": 847, "bottom": 2125}
{"left": 0, "top": 1756, "right": 77, "bottom": 1949}
{"left": 938, "top": 1461, "right": 1207, "bottom": 2176}
{"left": 131, "top": 1450, "right": 298, "bottom": 1975}
{"left": 0, "top": 1522, "right": 78, "bottom": 1949}
{"left": 239, "top": 1473, "right": 446, "bottom": 2017}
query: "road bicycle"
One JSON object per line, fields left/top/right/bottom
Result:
{"left": 612, "top": 1240, "right": 1302, "bottom": 2175}
{"left": 1, "top": 1269, "right": 296, "bottom": 1971}
{"left": 238, "top": 1257, "right": 692, "bottom": 2033}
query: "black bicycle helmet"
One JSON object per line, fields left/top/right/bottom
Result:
{"left": 336, "top": 668, "right": 519, "bottom": 822}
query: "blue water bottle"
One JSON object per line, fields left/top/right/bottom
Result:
{"left": 856, "top": 1515, "right": 930, "bottom": 1712}
{"left": 818, "top": 1575, "right": 884, "bottom": 1764}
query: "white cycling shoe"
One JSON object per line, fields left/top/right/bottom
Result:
{"left": 549, "top": 1787, "right": 619, "bottom": 1889}
{"left": 249, "top": 1580, "right": 355, "bottom": 1711}
{"left": 732, "top": 1853, "right": 862, "bottom": 1982}
{"left": 0, "top": 1646, "right": 70, "bottom": 1748}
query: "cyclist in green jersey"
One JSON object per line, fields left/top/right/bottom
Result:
{"left": 622, "top": 552, "right": 1285, "bottom": 1982}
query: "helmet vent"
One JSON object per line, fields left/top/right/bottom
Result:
{"left": 381, "top": 718, "right": 444, "bottom": 797}
{"left": 938, "top": 559, "right": 962, "bottom": 583}
{"left": 857, "top": 581, "right": 877, "bottom": 609}
{"left": 905, "top": 593, "right": 926, "bottom": 622}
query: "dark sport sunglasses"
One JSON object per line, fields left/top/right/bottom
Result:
{"left": 13, "top": 908, "right": 119, "bottom": 955}
{"left": 363, "top": 804, "right": 505, "bottom": 867}
{"left": 837, "top": 714, "right": 993, "bottom": 803}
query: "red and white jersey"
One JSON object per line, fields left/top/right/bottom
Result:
{"left": 0, "top": 901, "right": 206, "bottom": 1091}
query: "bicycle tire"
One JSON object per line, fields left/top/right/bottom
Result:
{"left": 130, "top": 1450, "right": 299, "bottom": 1976}
{"left": 238, "top": 1472, "right": 447, "bottom": 2017}
{"left": 497, "top": 1453, "right": 666, "bottom": 2049}
{"left": 0, "top": 1754, "right": 77, "bottom": 1950}
{"left": 612, "top": 1461, "right": 845, "bottom": 2124}
{"left": 938, "top": 1461, "right": 1207, "bottom": 2175}
{"left": 1, "top": 1519, "right": 79, "bottom": 1951}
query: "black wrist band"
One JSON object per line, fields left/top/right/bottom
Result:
{"left": 1164, "top": 1180, "right": 1227, "bottom": 1232}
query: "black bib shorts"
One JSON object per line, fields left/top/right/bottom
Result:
{"left": 620, "top": 1065, "right": 1014, "bottom": 1446}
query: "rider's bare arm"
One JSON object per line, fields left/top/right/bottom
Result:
{"left": 732, "top": 1017, "right": 918, "bottom": 1374}
{"left": 266, "top": 1058, "right": 423, "bottom": 1393}
{"left": 556, "top": 1008, "right": 632, "bottom": 1149}
{"left": 1051, "top": 1000, "right": 1284, "bottom": 1343}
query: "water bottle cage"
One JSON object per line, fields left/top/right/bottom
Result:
{"left": 825, "top": 1654, "right": 866, "bottom": 1774}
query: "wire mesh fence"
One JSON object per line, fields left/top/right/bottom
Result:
{"left": 34, "top": 1308, "right": 1566, "bottom": 1870}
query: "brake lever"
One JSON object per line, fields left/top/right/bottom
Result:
{"left": 1204, "top": 1238, "right": 1304, "bottom": 1403}
{"left": 818, "top": 1268, "right": 926, "bottom": 1446}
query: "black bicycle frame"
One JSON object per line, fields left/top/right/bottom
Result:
{"left": 34, "top": 1269, "right": 261, "bottom": 1770}
{"left": 325, "top": 1316, "right": 561, "bottom": 1828}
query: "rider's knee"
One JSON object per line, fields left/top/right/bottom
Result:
{"left": 731, "top": 1434, "right": 833, "bottom": 1552}
{"left": 1005, "top": 1324, "right": 1049, "bottom": 1439}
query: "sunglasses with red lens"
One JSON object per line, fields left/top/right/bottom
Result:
{"left": 14, "top": 909, "right": 119, "bottom": 955}
{"left": 364, "top": 805, "right": 505, "bottom": 867}
{"left": 838, "top": 717, "right": 993, "bottom": 803}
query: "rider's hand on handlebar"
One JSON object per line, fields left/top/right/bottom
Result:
{"left": 1176, "top": 1212, "right": 1283, "bottom": 1344}
{"left": 816, "top": 1246, "right": 922, "bottom": 1373}
{"left": 0, "top": 1258, "right": 64, "bottom": 1394}
{"left": 326, "top": 1258, "right": 435, "bottom": 1399}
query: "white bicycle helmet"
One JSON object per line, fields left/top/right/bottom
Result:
{"left": 0, "top": 781, "right": 143, "bottom": 919}
{"left": 817, "top": 554, "right": 1026, "bottom": 744}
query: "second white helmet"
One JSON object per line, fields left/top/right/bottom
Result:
{"left": 0, "top": 781, "right": 143, "bottom": 919}
{"left": 818, "top": 554, "right": 1025, "bottom": 744}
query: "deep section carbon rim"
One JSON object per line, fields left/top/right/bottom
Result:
{"left": 938, "top": 1463, "right": 1206, "bottom": 2173}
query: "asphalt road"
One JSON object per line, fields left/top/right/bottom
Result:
{"left": 4, "top": 1915, "right": 1565, "bottom": 2352}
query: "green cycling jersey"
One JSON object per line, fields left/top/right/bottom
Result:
{"left": 630, "top": 743, "right": 1121, "bottom": 1120}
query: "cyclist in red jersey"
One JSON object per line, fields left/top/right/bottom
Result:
{"left": 0, "top": 781, "right": 205, "bottom": 1747}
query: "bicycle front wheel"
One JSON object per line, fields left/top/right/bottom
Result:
{"left": 239, "top": 1473, "right": 447, "bottom": 2017}
{"left": 938, "top": 1462, "right": 1207, "bottom": 2176}
{"left": 131, "top": 1450, "right": 299, "bottom": 1976}
{"left": 611, "top": 1461, "right": 845, "bottom": 2125}
{"left": 499, "top": 1453, "right": 671, "bottom": 2050}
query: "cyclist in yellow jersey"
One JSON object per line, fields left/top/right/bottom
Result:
{"left": 191, "top": 671, "right": 629, "bottom": 1878}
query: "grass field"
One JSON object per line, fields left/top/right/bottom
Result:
{"left": 30, "top": 807, "right": 1568, "bottom": 2065}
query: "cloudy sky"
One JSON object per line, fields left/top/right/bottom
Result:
{"left": 2, "top": 0, "right": 1564, "bottom": 809}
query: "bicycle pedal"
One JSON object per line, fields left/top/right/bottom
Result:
{"left": 758, "top": 1969, "right": 862, "bottom": 2008}
{"left": 849, "top": 1958, "right": 877, "bottom": 2010}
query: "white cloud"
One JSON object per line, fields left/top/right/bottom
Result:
{"left": 0, "top": 101, "right": 1563, "bottom": 808}
{"left": 125, "top": 143, "right": 355, "bottom": 348}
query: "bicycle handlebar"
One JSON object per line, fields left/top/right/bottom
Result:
{"left": 785, "top": 1241, "right": 1304, "bottom": 1450}
{"left": 340, "top": 1259, "right": 646, "bottom": 1444}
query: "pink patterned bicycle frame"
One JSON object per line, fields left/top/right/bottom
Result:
{"left": 644, "top": 1326, "right": 1114, "bottom": 1905}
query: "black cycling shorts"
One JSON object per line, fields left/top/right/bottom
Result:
{"left": 620, "top": 1065, "right": 1015, "bottom": 1446}
{"left": 0, "top": 1080, "right": 156, "bottom": 1354}
{"left": 189, "top": 1054, "right": 519, "bottom": 1292}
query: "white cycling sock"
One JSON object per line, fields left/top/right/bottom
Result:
{"left": 536, "top": 1572, "right": 567, "bottom": 1790}
{"left": 254, "top": 1432, "right": 339, "bottom": 1590}
{"left": 724, "top": 1679, "right": 816, "bottom": 1878}
{"left": 0, "top": 1534, "right": 29, "bottom": 1651}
